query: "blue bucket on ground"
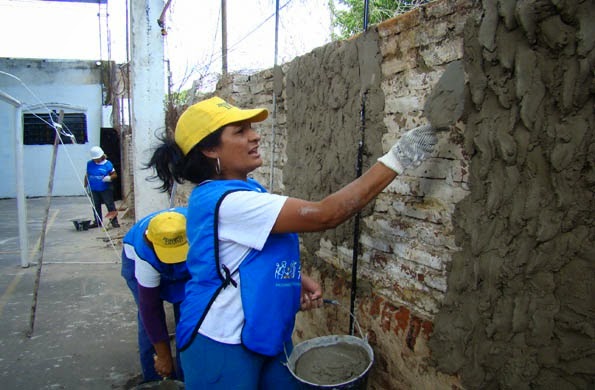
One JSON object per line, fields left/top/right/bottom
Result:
{"left": 286, "top": 334, "right": 374, "bottom": 389}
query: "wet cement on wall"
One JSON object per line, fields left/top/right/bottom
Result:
{"left": 424, "top": 60, "right": 467, "bottom": 129}
{"left": 284, "top": 29, "right": 385, "bottom": 258}
{"left": 428, "top": 0, "right": 595, "bottom": 388}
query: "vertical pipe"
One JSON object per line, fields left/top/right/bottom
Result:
{"left": 221, "top": 0, "right": 228, "bottom": 76}
{"left": 269, "top": 0, "right": 280, "bottom": 191}
{"left": 350, "top": 91, "right": 367, "bottom": 335}
{"left": 349, "top": 0, "right": 371, "bottom": 335}
{"left": 15, "top": 104, "right": 28, "bottom": 268}
{"left": 363, "top": 0, "right": 370, "bottom": 30}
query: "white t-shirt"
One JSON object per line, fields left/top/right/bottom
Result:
{"left": 123, "top": 242, "right": 161, "bottom": 288}
{"left": 198, "top": 190, "right": 288, "bottom": 344}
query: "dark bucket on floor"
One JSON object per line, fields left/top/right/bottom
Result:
{"left": 133, "top": 379, "right": 184, "bottom": 390}
{"left": 286, "top": 334, "right": 374, "bottom": 389}
{"left": 72, "top": 219, "right": 91, "bottom": 231}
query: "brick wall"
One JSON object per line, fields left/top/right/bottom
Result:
{"left": 175, "top": 0, "right": 594, "bottom": 388}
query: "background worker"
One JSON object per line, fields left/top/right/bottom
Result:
{"left": 84, "top": 146, "right": 120, "bottom": 228}
{"left": 146, "top": 96, "right": 437, "bottom": 388}
{"left": 121, "top": 208, "right": 190, "bottom": 382}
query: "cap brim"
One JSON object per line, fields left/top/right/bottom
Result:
{"left": 241, "top": 108, "right": 268, "bottom": 123}
{"left": 221, "top": 107, "right": 268, "bottom": 127}
{"left": 153, "top": 242, "right": 189, "bottom": 264}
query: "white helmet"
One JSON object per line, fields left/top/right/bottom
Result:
{"left": 90, "top": 146, "right": 105, "bottom": 159}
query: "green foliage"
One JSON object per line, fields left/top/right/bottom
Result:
{"left": 167, "top": 89, "right": 190, "bottom": 107}
{"left": 329, "top": 0, "right": 428, "bottom": 40}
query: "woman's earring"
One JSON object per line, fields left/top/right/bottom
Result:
{"left": 215, "top": 157, "right": 221, "bottom": 175}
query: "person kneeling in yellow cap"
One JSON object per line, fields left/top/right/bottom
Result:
{"left": 121, "top": 208, "right": 190, "bottom": 383}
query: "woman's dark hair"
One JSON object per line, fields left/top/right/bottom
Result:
{"left": 145, "top": 128, "right": 224, "bottom": 193}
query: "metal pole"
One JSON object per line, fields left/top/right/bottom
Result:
{"left": 363, "top": 0, "right": 370, "bottom": 30}
{"left": 349, "top": 0, "right": 371, "bottom": 335}
{"left": 15, "top": 104, "right": 28, "bottom": 268}
{"left": 0, "top": 91, "right": 28, "bottom": 268}
{"left": 269, "top": 0, "right": 280, "bottom": 191}
{"left": 221, "top": 0, "right": 228, "bottom": 76}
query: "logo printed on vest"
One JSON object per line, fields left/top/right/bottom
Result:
{"left": 274, "top": 261, "right": 300, "bottom": 280}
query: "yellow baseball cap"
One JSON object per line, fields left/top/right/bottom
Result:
{"left": 174, "top": 96, "right": 268, "bottom": 155}
{"left": 145, "top": 211, "right": 189, "bottom": 264}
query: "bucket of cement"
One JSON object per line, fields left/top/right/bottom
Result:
{"left": 286, "top": 334, "right": 374, "bottom": 389}
{"left": 133, "top": 379, "right": 184, "bottom": 390}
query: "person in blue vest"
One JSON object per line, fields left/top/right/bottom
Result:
{"left": 84, "top": 146, "right": 120, "bottom": 228}
{"left": 145, "top": 96, "right": 437, "bottom": 389}
{"left": 121, "top": 208, "right": 190, "bottom": 383}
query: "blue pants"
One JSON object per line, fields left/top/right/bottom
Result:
{"left": 181, "top": 332, "right": 300, "bottom": 389}
{"left": 121, "top": 255, "right": 183, "bottom": 382}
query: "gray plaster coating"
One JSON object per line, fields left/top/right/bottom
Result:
{"left": 428, "top": 0, "right": 595, "bottom": 388}
{"left": 284, "top": 29, "right": 385, "bottom": 258}
{"left": 0, "top": 196, "right": 150, "bottom": 389}
{"left": 423, "top": 60, "right": 466, "bottom": 129}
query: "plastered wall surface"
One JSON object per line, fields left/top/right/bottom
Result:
{"left": 284, "top": 32, "right": 384, "bottom": 266}
{"left": 429, "top": 0, "right": 595, "bottom": 388}
{"left": 177, "top": 0, "right": 594, "bottom": 388}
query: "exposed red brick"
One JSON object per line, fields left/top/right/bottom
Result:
{"left": 406, "top": 316, "right": 422, "bottom": 350}
{"left": 380, "top": 301, "right": 398, "bottom": 332}
{"left": 369, "top": 295, "right": 384, "bottom": 316}
{"left": 372, "top": 252, "right": 389, "bottom": 268}
{"left": 394, "top": 306, "right": 410, "bottom": 334}
{"left": 331, "top": 277, "right": 346, "bottom": 297}
{"left": 421, "top": 320, "right": 434, "bottom": 339}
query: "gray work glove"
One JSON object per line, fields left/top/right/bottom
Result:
{"left": 378, "top": 124, "right": 437, "bottom": 174}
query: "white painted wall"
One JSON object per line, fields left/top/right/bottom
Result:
{"left": 0, "top": 58, "right": 104, "bottom": 198}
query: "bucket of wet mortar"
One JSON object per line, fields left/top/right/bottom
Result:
{"left": 286, "top": 334, "right": 374, "bottom": 389}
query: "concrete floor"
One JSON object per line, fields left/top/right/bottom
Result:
{"left": 0, "top": 196, "right": 151, "bottom": 389}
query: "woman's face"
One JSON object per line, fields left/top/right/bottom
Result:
{"left": 215, "top": 120, "right": 262, "bottom": 180}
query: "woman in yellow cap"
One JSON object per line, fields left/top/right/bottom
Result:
{"left": 121, "top": 207, "right": 190, "bottom": 383}
{"left": 146, "top": 96, "right": 437, "bottom": 389}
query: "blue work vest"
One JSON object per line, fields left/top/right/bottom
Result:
{"left": 122, "top": 207, "right": 190, "bottom": 303}
{"left": 176, "top": 179, "right": 301, "bottom": 356}
{"left": 86, "top": 159, "right": 114, "bottom": 192}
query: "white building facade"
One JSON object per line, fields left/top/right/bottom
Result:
{"left": 0, "top": 58, "right": 108, "bottom": 198}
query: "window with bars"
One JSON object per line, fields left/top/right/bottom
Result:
{"left": 23, "top": 112, "right": 88, "bottom": 145}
